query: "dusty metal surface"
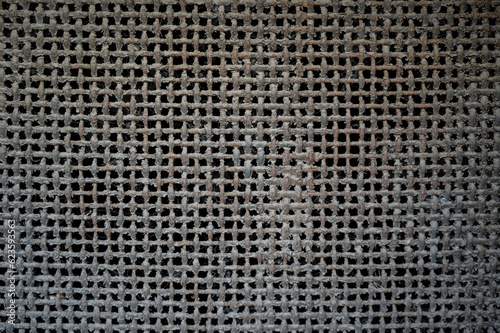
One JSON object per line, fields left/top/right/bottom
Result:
{"left": 0, "top": 0, "right": 499, "bottom": 332}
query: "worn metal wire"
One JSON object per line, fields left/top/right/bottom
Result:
{"left": 1, "top": 0, "right": 500, "bottom": 332}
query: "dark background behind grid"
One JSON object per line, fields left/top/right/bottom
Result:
{"left": 0, "top": 0, "right": 499, "bottom": 332}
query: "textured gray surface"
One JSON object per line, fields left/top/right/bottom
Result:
{"left": 0, "top": 0, "right": 499, "bottom": 332}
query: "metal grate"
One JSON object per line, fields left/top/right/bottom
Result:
{"left": 1, "top": 1, "right": 500, "bottom": 332}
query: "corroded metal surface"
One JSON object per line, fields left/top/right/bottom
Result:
{"left": 0, "top": 1, "right": 499, "bottom": 332}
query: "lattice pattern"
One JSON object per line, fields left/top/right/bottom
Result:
{"left": 1, "top": 0, "right": 500, "bottom": 332}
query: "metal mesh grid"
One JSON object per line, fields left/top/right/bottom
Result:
{"left": 1, "top": 0, "right": 500, "bottom": 332}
